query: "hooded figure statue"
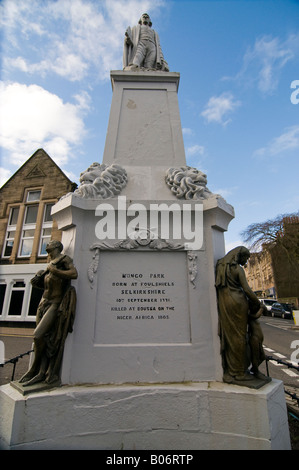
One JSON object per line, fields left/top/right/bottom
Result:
{"left": 215, "top": 246, "right": 271, "bottom": 386}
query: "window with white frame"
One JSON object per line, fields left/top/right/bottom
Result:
{"left": 19, "top": 205, "right": 39, "bottom": 257}
{"left": 39, "top": 203, "right": 54, "bottom": 256}
{"left": 26, "top": 190, "right": 41, "bottom": 202}
{"left": 28, "top": 285, "right": 43, "bottom": 316}
{"left": 8, "top": 280, "right": 25, "bottom": 316}
{"left": 0, "top": 282, "right": 7, "bottom": 315}
{"left": 2, "top": 207, "right": 20, "bottom": 257}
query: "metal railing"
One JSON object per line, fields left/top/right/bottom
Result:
{"left": 0, "top": 349, "right": 33, "bottom": 382}
{"left": 265, "top": 354, "right": 299, "bottom": 374}
{"left": 265, "top": 355, "right": 299, "bottom": 411}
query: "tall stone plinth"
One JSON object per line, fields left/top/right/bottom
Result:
{"left": 53, "top": 71, "right": 234, "bottom": 385}
{"left": 0, "top": 71, "right": 291, "bottom": 450}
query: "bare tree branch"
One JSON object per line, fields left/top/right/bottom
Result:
{"left": 241, "top": 212, "right": 299, "bottom": 255}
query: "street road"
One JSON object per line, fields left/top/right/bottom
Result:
{"left": 259, "top": 316, "right": 299, "bottom": 388}
{"left": 0, "top": 327, "right": 34, "bottom": 385}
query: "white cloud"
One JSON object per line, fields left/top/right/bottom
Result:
{"left": 186, "top": 145, "right": 205, "bottom": 156}
{"left": 1, "top": 0, "right": 166, "bottom": 82}
{"left": 0, "top": 0, "right": 168, "bottom": 186}
{"left": 0, "top": 81, "right": 88, "bottom": 166}
{"left": 182, "top": 128, "right": 193, "bottom": 136}
{"left": 0, "top": 168, "right": 12, "bottom": 187}
{"left": 185, "top": 144, "right": 207, "bottom": 170}
{"left": 254, "top": 125, "right": 299, "bottom": 157}
{"left": 201, "top": 92, "right": 241, "bottom": 126}
{"left": 211, "top": 187, "right": 236, "bottom": 200}
{"left": 234, "top": 34, "right": 299, "bottom": 94}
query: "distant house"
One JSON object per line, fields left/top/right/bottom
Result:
{"left": 0, "top": 149, "right": 76, "bottom": 322}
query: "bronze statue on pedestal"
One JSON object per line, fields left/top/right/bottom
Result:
{"left": 216, "top": 246, "right": 271, "bottom": 388}
{"left": 19, "top": 240, "right": 77, "bottom": 389}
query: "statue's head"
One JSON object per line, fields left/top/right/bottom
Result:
{"left": 139, "top": 13, "right": 152, "bottom": 27}
{"left": 46, "top": 240, "right": 63, "bottom": 254}
{"left": 236, "top": 246, "right": 251, "bottom": 266}
{"left": 220, "top": 246, "right": 250, "bottom": 267}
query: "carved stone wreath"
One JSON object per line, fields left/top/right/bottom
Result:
{"left": 165, "top": 166, "right": 212, "bottom": 200}
{"left": 74, "top": 162, "right": 127, "bottom": 199}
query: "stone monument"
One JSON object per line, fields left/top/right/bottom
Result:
{"left": 0, "top": 14, "right": 290, "bottom": 450}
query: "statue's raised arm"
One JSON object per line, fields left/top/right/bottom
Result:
{"left": 123, "top": 13, "right": 169, "bottom": 72}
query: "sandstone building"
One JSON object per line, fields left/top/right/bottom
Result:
{"left": 0, "top": 149, "right": 76, "bottom": 322}
{"left": 244, "top": 216, "right": 299, "bottom": 308}
{"left": 244, "top": 250, "right": 276, "bottom": 298}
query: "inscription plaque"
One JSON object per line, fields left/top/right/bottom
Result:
{"left": 94, "top": 251, "right": 191, "bottom": 344}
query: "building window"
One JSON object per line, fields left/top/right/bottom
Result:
{"left": 26, "top": 190, "right": 41, "bottom": 202}
{"left": 2, "top": 207, "right": 20, "bottom": 257}
{"left": 19, "top": 205, "right": 39, "bottom": 257}
{"left": 8, "top": 281, "right": 25, "bottom": 316}
{"left": 0, "top": 283, "right": 7, "bottom": 315}
{"left": 39, "top": 203, "right": 54, "bottom": 256}
{"left": 28, "top": 286, "right": 43, "bottom": 316}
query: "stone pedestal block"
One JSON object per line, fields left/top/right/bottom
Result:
{"left": 0, "top": 380, "right": 291, "bottom": 450}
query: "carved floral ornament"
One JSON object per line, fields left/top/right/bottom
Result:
{"left": 68, "top": 162, "right": 217, "bottom": 202}
{"left": 73, "top": 163, "right": 128, "bottom": 199}
{"left": 165, "top": 166, "right": 214, "bottom": 200}
{"left": 88, "top": 229, "right": 197, "bottom": 289}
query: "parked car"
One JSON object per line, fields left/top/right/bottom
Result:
{"left": 270, "top": 302, "right": 293, "bottom": 319}
{"left": 259, "top": 298, "right": 277, "bottom": 315}
{"left": 280, "top": 303, "right": 294, "bottom": 319}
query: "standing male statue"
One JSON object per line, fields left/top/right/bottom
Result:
{"left": 19, "top": 240, "right": 77, "bottom": 388}
{"left": 123, "top": 13, "right": 169, "bottom": 71}
{"left": 215, "top": 246, "right": 271, "bottom": 387}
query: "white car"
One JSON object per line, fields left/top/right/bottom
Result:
{"left": 259, "top": 298, "right": 277, "bottom": 315}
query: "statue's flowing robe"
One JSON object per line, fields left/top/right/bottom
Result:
{"left": 215, "top": 247, "right": 260, "bottom": 377}
{"left": 123, "top": 25, "right": 165, "bottom": 69}
{"left": 44, "top": 286, "right": 76, "bottom": 383}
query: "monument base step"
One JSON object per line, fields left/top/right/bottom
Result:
{"left": 0, "top": 379, "right": 291, "bottom": 450}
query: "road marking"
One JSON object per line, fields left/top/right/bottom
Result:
{"left": 263, "top": 346, "right": 275, "bottom": 352}
{"left": 274, "top": 352, "right": 287, "bottom": 359}
{"left": 282, "top": 369, "right": 299, "bottom": 378}
{"left": 264, "top": 342, "right": 299, "bottom": 384}
{"left": 265, "top": 322, "right": 289, "bottom": 331}
{"left": 269, "top": 360, "right": 283, "bottom": 367}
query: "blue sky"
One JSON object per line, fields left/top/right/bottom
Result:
{"left": 1, "top": 0, "right": 299, "bottom": 251}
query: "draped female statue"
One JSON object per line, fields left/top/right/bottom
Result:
{"left": 216, "top": 246, "right": 271, "bottom": 386}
